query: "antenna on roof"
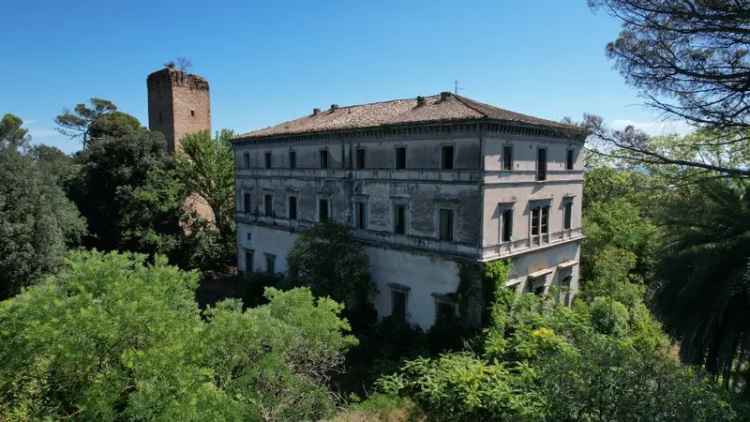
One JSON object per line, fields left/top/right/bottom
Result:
{"left": 454, "top": 80, "right": 462, "bottom": 95}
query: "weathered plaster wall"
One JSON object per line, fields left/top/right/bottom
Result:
{"left": 505, "top": 240, "right": 581, "bottom": 301}
{"left": 368, "top": 246, "right": 461, "bottom": 329}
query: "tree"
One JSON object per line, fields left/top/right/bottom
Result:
{"left": 176, "top": 130, "right": 236, "bottom": 268}
{"left": 0, "top": 113, "right": 30, "bottom": 151}
{"left": 654, "top": 178, "right": 750, "bottom": 392}
{"left": 581, "top": 166, "right": 660, "bottom": 305}
{"left": 378, "top": 282, "right": 739, "bottom": 421}
{"left": 287, "top": 221, "right": 374, "bottom": 310}
{"left": 0, "top": 138, "right": 85, "bottom": 299}
{"left": 0, "top": 250, "right": 356, "bottom": 421}
{"left": 55, "top": 98, "right": 138, "bottom": 146}
{"left": 29, "top": 144, "right": 78, "bottom": 187}
{"left": 587, "top": 1, "right": 750, "bottom": 177}
{"left": 69, "top": 123, "right": 176, "bottom": 251}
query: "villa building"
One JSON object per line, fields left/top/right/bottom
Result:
{"left": 231, "top": 92, "right": 586, "bottom": 329}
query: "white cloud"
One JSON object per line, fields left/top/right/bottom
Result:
{"left": 609, "top": 119, "right": 694, "bottom": 137}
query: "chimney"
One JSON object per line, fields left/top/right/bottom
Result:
{"left": 416, "top": 96, "right": 425, "bottom": 106}
{"left": 440, "top": 91, "right": 452, "bottom": 101}
{"left": 313, "top": 108, "right": 321, "bottom": 116}
{"left": 330, "top": 104, "right": 339, "bottom": 112}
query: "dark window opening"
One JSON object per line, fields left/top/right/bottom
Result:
{"left": 243, "top": 152, "right": 250, "bottom": 169}
{"left": 536, "top": 148, "right": 547, "bottom": 181}
{"left": 394, "top": 205, "right": 406, "bottom": 234}
{"left": 319, "top": 199, "right": 329, "bottom": 222}
{"left": 265, "top": 254, "right": 276, "bottom": 274}
{"left": 501, "top": 208, "right": 513, "bottom": 242}
{"left": 265, "top": 194, "right": 273, "bottom": 217}
{"left": 289, "top": 196, "right": 297, "bottom": 220}
{"left": 436, "top": 301, "right": 457, "bottom": 322}
{"left": 244, "top": 250, "right": 254, "bottom": 272}
{"left": 356, "top": 148, "right": 366, "bottom": 169}
{"left": 190, "top": 110, "right": 195, "bottom": 117}
{"left": 355, "top": 202, "right": 366, "bottom": 229}
{"left": 566, "top": 149, "right": 575, "bottom": 170}
{"left": 319, "top": 150, "right": 328, "bottom": 169}
{"left": 289, "top": 150, "right": 296, "bottom": 169}
{"left": 391, "top": 290, "right": 407, "bottom": 321}
{"left": 243, "top": 192, "right": 252, "bottom": 213}
{"left": 439, "top": 209, "right": 454, "bottom": 241}
{"left": 264, "top": 152, "right": 272, "bottom": 169}
{"left": 395, "top": 147, "right": 406, "bottom": 169}
{"left": 564, "top": 201, "right": 572, "bottom": 230}
{"left": 441, "top": 146, "right": 454, "bottom": 170}
{"left": 503, "top": 145, "right": 513, "bottom": 171}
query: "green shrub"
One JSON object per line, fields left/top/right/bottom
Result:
{"left": 589, "top": 296, "right": 630, "bottom": 337}
{"left": 0, "top": 250, "right": 356, "bottom": 421}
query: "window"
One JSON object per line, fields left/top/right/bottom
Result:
{"left": 265, "top": 253, "right": 276, "bottom": 274}
{"left": 501, "top": 208, "right": 513, "bottom": 242}
{"left": 319, "top": 198, "right": 329, "bottom": 222}
{"left": 190, "top": 110, "right": 195, "bottom": 117}
{"left": 559, "top": 272, "right": 573, "bottom": 306}
{"left": 243, "top": 192, "right": 252, "bottom": 213}
{"left": 536, "top": 148, "right": 547, "bottom": 181}
{"left": 356, "top": 148, "right": 366, "bottom": 169}
{"left": 319, "top": 150, "right": 328, "bottom": 169}
{"left": 288, "top": 196, "right": 297, "bottom": 220}
{"left": 289, "top": 150, "right": 296, "bottom": 169}
{"left": 391, "top": 289, "right": 407, "bottom": 321}
{"left": 566, "top": 149, "right": 575, "bottom": 170}
{"left": 264, "top": 152, "right": 272, "bottom": 169}
{"left": 394, "top": 204, "right": 406, "bottom": 234}
{"left": 244, "top": 250, "right": 254, "bottom": 272}
{"left": 243, "top": 152, "right": 250, "bottom": 169}
{"left": 441, "top": 145, "right": 454, "bottom": 170}
{"left": 435, "top": 301, "right": 457, "bottom": 322}
{"left": 502, "top": 145, "right": 513, "bottom": 171}
{"left": 564, "top": 201, "right": 572, "bottom": 230}
{"left": 439, "top": 209, "right": 454, "bottom": 241}
{"left": 395, "top": 147, "right": 406, "bottom": 169}
{"left": 528, "top": 277, "right": 546, "bottom": 296}
{"left": 355, "top": 202, "right": 367, "bottom": 229}
{"left": 264, "top": 194, "right": 273, "bottom": 217}
{"left": 530, "top": 205, "right": 550, "bottom": 245}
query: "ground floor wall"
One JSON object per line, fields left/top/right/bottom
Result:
{"left": 237, "top": 223, "right": 581, "bottom": 329}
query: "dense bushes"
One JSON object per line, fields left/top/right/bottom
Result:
{"left": 375, "top": 267, "right": 739, "bottom": 422}
{"left": 0, "top": 251, "right": 355, "bottom": 421}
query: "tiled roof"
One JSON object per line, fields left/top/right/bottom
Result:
{"left": 234, "top": 92, "right": 581, "bottom": 140}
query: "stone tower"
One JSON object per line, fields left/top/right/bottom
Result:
{"left": 147, "top": 68, "right": 211, "bottom": 154}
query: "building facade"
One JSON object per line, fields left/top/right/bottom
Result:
{"left": 231, "top": 92, "right": 586, "bottom": 329}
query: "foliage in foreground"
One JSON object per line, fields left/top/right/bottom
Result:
{"left": 0, "top": 251, "right": 356, "bottom": 421}
{"left": 377, "top": 261, "right": 738, "bottom": 422}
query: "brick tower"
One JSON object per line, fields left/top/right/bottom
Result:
{"left": 147, "top": 68, "right": 211, "bottom": 154}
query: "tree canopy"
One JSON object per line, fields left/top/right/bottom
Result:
{"left": 55, "top": 98, "right": 140, "bottom": 147}
{"left": 587, "top": 0, "right": 750, "bottom": 177}
{"left": 0, "top": 122, "right": 85, "bottom": 300}
{"left": 0, "top": 250, "right": 356, "bottom": 421}
{"left": 0, "top": 114, "right": 30, "bottom": 151}
{"left": 287, "top": 221, "right": 374, "bottom": 310}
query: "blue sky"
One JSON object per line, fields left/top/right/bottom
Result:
{"left": 2, "top": 0, "right": 688, "bottom": 153}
